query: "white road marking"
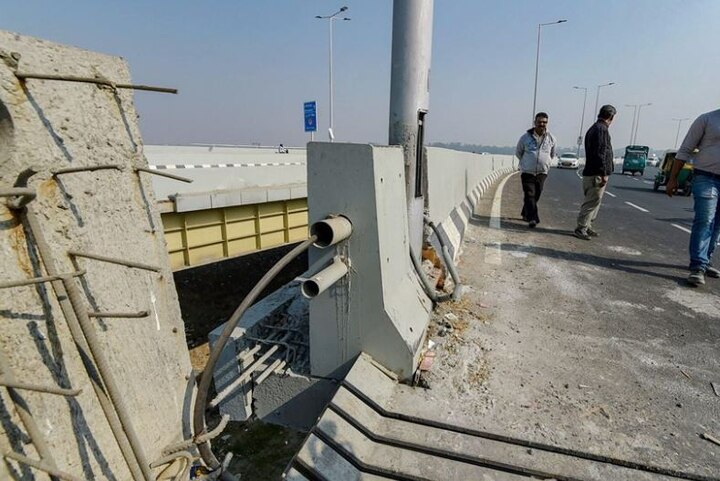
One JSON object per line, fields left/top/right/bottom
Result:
{"left": 671, "top": 223, "right": 692, "bottom": 234}
{"left": 642, "top": 180, "right": 653, "bottom": 184}
{"left": 605, "top": 191, "right": 617, "bottom": 198}
{"left": 624, "top": 201, "right": 649, "bottom": 213}
{"left": 485, "top": 172, "right": 517, "bottom": 264}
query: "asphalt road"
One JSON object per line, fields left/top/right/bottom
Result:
{"left": 425, "top": 165, "right": 720, "bottom": 479}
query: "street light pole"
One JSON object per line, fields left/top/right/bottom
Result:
{"left": 316, "top": 6, "right": 351, "bottom": 142}
{"left": 531, "top": 19, "right": 567, "bottom": 122}
{"left": 633, "top": 103, "right": 652, "bottom": 145}
{"left": 672, "top": 117, "right": 690, "bottom": 149}
{"left": 573, "top": 86, "right": 588, "bottom": 157}
{"left": 625, "top": 104, "right": 639, "bottom": 146}
{"left": 593, "top": 82, "right": 615, "bottom": 117}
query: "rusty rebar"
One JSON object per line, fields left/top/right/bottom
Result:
{"left": 87, "top": 311, "right": 149, "bottom": 319}
{"left": 135, "top": 167, "right": 193, "bottom": 183}
{"left": 0, "top": 270, "right": 85, "bottom": 289}
{"left": 52, "top": 165, "right": 122, "bottom": 176}
{"left": 0, "top": 187, "right": 36, "bottom": 210}
{"left": 68, "top": 250, "right": 161, "bottom": 273}
{"left": 0, "top": 378, "right": 81, "bottom": 397}
{"left": 15, "top": 72, "right": 177, "bottom": 94}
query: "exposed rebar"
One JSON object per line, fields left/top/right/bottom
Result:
{"left": 52, "top": 165, "right": 122, "bottom": 176}
{"left": 0, "top": 270, "right": 85, "bottom": 289}
{"left": 209, "top": 345, "right": 280, "bottom": 409}
{"left": 68, "top": 250, "right": 162, "bottom": 273}
{"left": 3, "top": 451, "right": 82, "bottom": 481}
{"left": 15, "top": 72, "right": 178, "bottom": 94}
{"left": 135, "top": 167, "right": 193, "bottom": 183}
{"left": 87, "top": 311, "right": 149, "bottom": 319}
{"left": 23, "top": 208, "right": 150, "bottom": 481}
{"left": 193, "top": 236, "right": 316, "bottom": 471}
{"left": 0, "top": 378, "right": 81, "bottom": 397}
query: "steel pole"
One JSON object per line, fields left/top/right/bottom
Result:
{"left": 673, "top": 118, "right": 688, "bottom": 149}
{"left": 532, "top": 24, "right": 541, "bottom": 122}
{"left": 575, "top": 87, "right": 587, "bottom": 157}
{"left": 389, "top": 0, "right": 434, "bottom": 256}
{"left": 328, "top": 17, "right": 334, "bottom": 141}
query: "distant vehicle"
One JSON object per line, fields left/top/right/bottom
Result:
{"left": 653, "top": 150, "right": 693, "bottom": 196}
{"left": 621, "top": 145, "right": 649, "bottom": 175}
{"left": 646, "top": 153, "right": 659, "bottom": 167}
{"left": 557, "top": 152, "right": 579, "bottom": 169}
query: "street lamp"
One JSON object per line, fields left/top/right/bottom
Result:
{"left": 633, "top": 103, "right": 652, "bottom": 145}
{"left": 573, "top": 86, "right": 588, "bottom": 157}
{"left": 531, "top": 19, "right": 567, "bottom": 122}
{"left": 672, "top": 117, "right": 690, "bottom": 149}
{"left": 625, "top": 104, "right": 639, "bottom": 145}
{"left": 315, "top": 6, "right": 351, "bottom": 142}
{"left": 593, "top": 82, "right": 615, "bottom": 117}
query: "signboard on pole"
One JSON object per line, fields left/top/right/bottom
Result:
{"left": 304, "top": 101, "right": 317, "bottom": 133}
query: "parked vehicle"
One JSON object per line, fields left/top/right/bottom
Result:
{"left": 557, "top": 152, "right": 579, "bottom": 169}
{"left": 653, "top": 150, "right": 693, "bottom": 196}
{"left": 622, "top": 145, "right": 649, "bottom": 175}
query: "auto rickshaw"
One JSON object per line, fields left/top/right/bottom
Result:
{"left": 653, "top": 150, "right": 693, "bottom": 196}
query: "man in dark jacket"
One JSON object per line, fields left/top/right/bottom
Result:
{"left": 574, "top": 105, "right": 616, "bottom": 240}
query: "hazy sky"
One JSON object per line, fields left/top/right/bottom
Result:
{"left": 4, "top": 1, "right": 720, "bottom": 149}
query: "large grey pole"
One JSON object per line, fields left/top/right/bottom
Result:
{"left": 573, "top": 86, "right": 588, "bottom": 157}
{"left": 633, "top": 103, "right": 651, "bottom": 145}
{"left": 673, "top": 117, "right": 689, "bottom": 149}
{"left": 328, "top": 17, "right": 334, "bottom": 141}
{"left": 531, "top": 20, "right": 566, "bottom": 122}
{"left": 389, "top": 0, "right": 434, "bottom": 255}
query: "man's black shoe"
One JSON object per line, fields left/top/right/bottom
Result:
{"left": 574, "top": 228, "right": 591, "bottom": 240}
{"left": 587, "top": 228, "right": 599, "bottom": 237}
{"left": 529, "top": 220, "right": 537, "bottom": 228}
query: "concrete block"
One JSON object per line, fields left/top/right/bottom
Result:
{"left": 210, "top": 189, "right": 244, "bottom": 209}
{"left": 267, "top": 186, "right": 292, "bottom": 202}
{"left": 241, "top": 188, "right": 269, "bottom": 205}
{"left": 175, "top": 193, "right": 212, "bottom": 212}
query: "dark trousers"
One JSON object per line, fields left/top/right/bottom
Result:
{"left": 520, "top": 173, "right": 547, "bottom": 223}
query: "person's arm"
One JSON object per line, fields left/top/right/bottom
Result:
{"left": 515, "top": 136, "right": 525, "bottom": 161}
{"left": 676, "top": 115, "right": 706, "bottom": 162}
{"left": 550, "top": 135, "right": 557, "bottom": 160}
{"left": 666, "top": 158, "right": 686, "bottom": 197}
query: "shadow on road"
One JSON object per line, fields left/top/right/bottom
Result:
{"left": 494, "top": 242, "right": 687, "bottom": 284}
{"left": 470, "top": 214, "right": 574, "bottom": 238}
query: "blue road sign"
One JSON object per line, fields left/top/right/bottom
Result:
{"left": 304, "top": 101, "right": 317, "bottom": 132}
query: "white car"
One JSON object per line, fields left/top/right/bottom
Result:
{"left": 557, "top": 152, "right": 579, "bottom": 169}
{"left": 646, "top": 154, "right": 659, "bottom": 167}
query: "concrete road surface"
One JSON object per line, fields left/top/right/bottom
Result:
{"left": 425, "top": 166, "right": 720, "bottom": 478}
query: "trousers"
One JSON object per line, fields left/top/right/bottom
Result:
{"left": 520, "top": 173, "right": 547, "bottom": 223}
{"left": 576, "top": 176, "right": 606, "bottom": 230}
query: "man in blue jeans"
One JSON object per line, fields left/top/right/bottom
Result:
{"left": 667, "top": 107, "right": 720, "bottom": 286}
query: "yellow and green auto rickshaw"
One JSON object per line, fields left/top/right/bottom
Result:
{"left": 653, "top": 150, "right": 693, "bottom": 196}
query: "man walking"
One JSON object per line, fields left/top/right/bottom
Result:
{"left": 515, "top": 112, "right": 557, "bottom": 228}
{"left": 574, "top": 105, "right": 617, "bottom": 240}
{"left": 667, "top": 107, "right": 720, "bottom": 286}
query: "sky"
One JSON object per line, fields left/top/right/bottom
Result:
{"left": 3, "top": 1, "right": 720, "bottom": 150}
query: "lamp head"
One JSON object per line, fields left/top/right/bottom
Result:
{"left": 340, "top": 6, "right": 348, "bottom": 11}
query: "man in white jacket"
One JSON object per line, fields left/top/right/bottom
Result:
{"left": 515, "top": 112, "right": 557, "bottom": 228}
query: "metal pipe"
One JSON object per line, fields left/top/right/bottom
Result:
{"left": 409, "top": 244, "right": 449, "bottom": 303}
{"left": 14, "top": 72, "right": 177, "bottom": 94}
{"left": 424, "top": 216, "right": 462, "bottom": 300}
{"left": 23, "top": 208, "right": 150, "bottom": 481}
{"left": 0, "top": 350, "right": 61, "bottom": 480}
{"left": 309, "top": 216, "right": 352, "bottom": 248}
{"left": 87, "top": 311, "right": 149, "bottom": 319}
{"left": 0, "top": 378, "right": 81, "bottom": 397}
{"left": 301, "top": 256, "right": 348, "bottom": 298}
{"left": 237, "top": 344, "right": 261, "bottom": 364}
{"left": 68, "top": 250, "right": 161, "bottom": 273}
{"left": 52, "top": 165, "right": 122, "bottom": 176}
{"left": 161, "top": 415, "right": 230, "bottom": 456}
{"left": 135, "top": 167, "right": 193, "bottom": 183}
{"left": 0, "top": 187, "right": 36, "bottom": 198}
{"left": 193, "top": 237, "right": 316, "bottom": 471}
{"left": 209, "top": 345, "right": 280, "bottom": 409}
{"left": 4, "top": 451, "right": 82, "bottom": 481}
{"left": 0, "top": 270, "right": 85, "bottom": 289}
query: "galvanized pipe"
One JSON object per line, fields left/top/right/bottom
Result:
{"left": 301, "top": 256, "right": 348, "bottom": 299}
{"left": 0, "top": 350, "right": 61, "bottom": 480}
{"left": 15, "top": 72, "right": 178, "bottom": 94}
{"left": 68, "top": 250, "right": 161, "bottom": 273}
{"left": 4, "top": 451, "right": 82, "bottom": 481}
{"left": 0, "top": 378, "right": 81, "bottom": 397}
{"left": 254, "top": 359, "right": 285, "bottom": 386}
{"left": 22, "top": 208, "right": 150, "bottom": 481}
{"left": 135, "top": 167, "right": 193, "bottom": 183}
